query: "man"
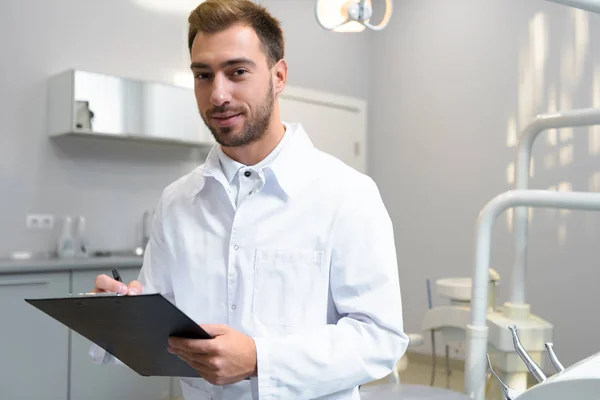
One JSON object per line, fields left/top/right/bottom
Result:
{"left": 92, "top": 0, "right": 408, "bottom": 398}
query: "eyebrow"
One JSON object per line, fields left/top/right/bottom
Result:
{"left": 190, "top": 58, "right": 257, "bottom": 70}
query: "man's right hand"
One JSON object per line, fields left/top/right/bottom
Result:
{"left": 91, "top": 274, "right": 142, "bottom": 295}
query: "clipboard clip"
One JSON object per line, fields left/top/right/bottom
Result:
{"left": 68, "top": 292, "right": 125, "bottom": 298}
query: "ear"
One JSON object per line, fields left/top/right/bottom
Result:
{"left": 272, "top": 59, "right": 288, "bottom": 95}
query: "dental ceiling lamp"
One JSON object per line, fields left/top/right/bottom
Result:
{"left": 545, "top": 0, "right": 600, "bottom": 13}
{"left": 315, "top": 0, "right": 393, "bottom": 32}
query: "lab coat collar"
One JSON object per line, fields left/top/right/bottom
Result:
{"left": 186, "top": 145, "right": 221, "bottom": 198}
{"left": 266, "top": 122, "right": 317, "bottom": 197}
{"left": 189, "top": 122, "right": 316, "bottom": 198}
{"left": 215, "top": 145, "right": 244, "bottom": 185}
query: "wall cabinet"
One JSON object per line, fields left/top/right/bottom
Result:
{"left": 47, "top": 69, "right": 215, "bottom": 148}
{"left": 47, "top": 70, "right": 368, "bottom": 174}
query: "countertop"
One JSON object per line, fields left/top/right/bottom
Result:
{"left": 0, "top": 254, "right": 143, "bottom": 274}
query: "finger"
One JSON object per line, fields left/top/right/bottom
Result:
{"left": 92, "top": 274, "right": 128, "bottom": 295}
{"left": 174, "top": 351, "right": 213, "bottom": 367}
{"left": 168, "top": 337, "right": 209, "bottom": 353}
{"left": 169, "top": 348, "right": 215, "bottom": 367}
{"left": 176, "top": 353, "right": 241, "bottom": 386}
{"left": 200, "top": 324, "right": 229, "bottom": 337}
{"left": 177, "top": 352, "right": 223, "bottom": 377}
{"left": 168, "top": 337, "right": 215, "bottom": 354}
{"left": 127, "top": 280, "right": 143, "bottom": 295}
{"left": 176, "top": 353, "right": 215, "bottom": 376}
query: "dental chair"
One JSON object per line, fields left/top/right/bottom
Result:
{"left": 358, "top": 333, "right": 470, "bottom": 400}
{"left": 360, "top": 384, "right": 469, "bottom": 400}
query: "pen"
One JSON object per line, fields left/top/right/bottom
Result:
{"left": 112, "top": 268, "right": 122, "bottom": 283}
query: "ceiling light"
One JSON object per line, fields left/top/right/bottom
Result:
{"left": 315, "top": 0, "right": 393, "bottom": 32}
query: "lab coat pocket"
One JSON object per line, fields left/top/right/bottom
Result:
{"left": 252, "top": 248, "right": 324, "bottom": 327}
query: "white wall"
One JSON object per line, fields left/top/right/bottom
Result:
{"left": 368, "top": 0, "right": 600, "bottom": 367}
{"left": 0, "top": 0, "right": 369, "bottom": 254}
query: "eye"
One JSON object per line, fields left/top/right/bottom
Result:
{"left": 232, "top": 69, "right": 248, "bottom": 77}
{"left": 194, "top": 72, "right": 212, "bottom": 80}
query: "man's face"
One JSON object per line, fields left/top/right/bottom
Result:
{"left": 190, "top": 24, "right": 275, "bottom": 147}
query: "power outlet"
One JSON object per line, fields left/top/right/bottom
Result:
{"left": 26, "top": 214, "right": 55, "bottom": 230}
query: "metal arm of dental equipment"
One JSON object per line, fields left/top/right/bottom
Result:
{"left": 465, "top": 189, "right": 600, "bottom": 400}
{"left": 486, "top": 354, "right": 521, "bottom": 400}
{"left": 486, "top": 330, "right": 571, "bottom": 400}
{"left": 509, "top": 326, "right": 546, "bottom": 383}
{"left": 545, "top": 0, "right": 600, "bottom": 13}
{"left": 511, "top": 108, "right": 600, "bottom": 308}
{"left": 544, "top": 342, "right": 565, "bottom": 373}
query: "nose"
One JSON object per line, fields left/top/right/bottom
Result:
{"left": 209, "top": 75, "right": 232, "bottom": 107}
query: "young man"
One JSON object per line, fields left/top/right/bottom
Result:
{"left": 92, "top": 0, "right": 408, "bottom": 398}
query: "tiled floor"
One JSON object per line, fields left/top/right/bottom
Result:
{"left": 363, "top": 352, "right": 508, "bottom": 400}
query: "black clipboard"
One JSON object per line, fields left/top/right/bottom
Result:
{"left": 25, "top": 293, "right": 211, "bottom": 377}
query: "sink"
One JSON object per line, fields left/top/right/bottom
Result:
{"left": 90, "top": 248, "right": 144, "bottom": 258}
{"left": 1, "top": 248, "right": 143, "bottom": 262}
{"left": 2, "top": 251, "right": 58, "bottom": 261}
{"left": 436, "top": 277, "right": 473, "bottom": 301}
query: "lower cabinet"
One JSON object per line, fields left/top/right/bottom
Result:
{"left": 0, "top": 272, "right": 70, "bottom": 400}
{"left": 172, "top": 378, "right": 184, "bottom": 398}
{"left": 70, "top": 268, "right": 174, "bottom": 400}
{"left": 0, "top": 266, "right": 184, "bottom": 399}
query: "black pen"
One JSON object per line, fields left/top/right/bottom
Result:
{"left": 112, "top": 268, "right": 122, "bottom": 283}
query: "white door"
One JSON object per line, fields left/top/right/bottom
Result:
{"left": 279, "top": 86, "right": 367, "bottom": 173}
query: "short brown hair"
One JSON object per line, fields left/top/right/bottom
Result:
{"left": 188, "top": 0, "right": 284, "bottom": 67}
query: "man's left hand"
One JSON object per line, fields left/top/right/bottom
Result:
{"left": 168, "top": 324, "right": 257, "bottom": 386}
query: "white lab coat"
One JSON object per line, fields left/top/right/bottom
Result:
{"left": 92, "top": 122, "right": 409, "bottom": 399}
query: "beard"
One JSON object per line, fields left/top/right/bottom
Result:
{"left": 202, "top": 80, "right": 274, "bottom": 148}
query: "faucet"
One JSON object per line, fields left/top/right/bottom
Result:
{"left": 136, "top": 210, "right": 153, "bottom": 256}
{"left": 142, "top": 211, "right": 151, "bottom": 247}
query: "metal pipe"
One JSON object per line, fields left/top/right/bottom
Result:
{"left": 445, "top": 345, "right": 451, "bottom": 388}
{"left": 466, "top": 189, "right": 600, "bottom": 400}
{"left": 545, "top": 0, "right": 600, "bottom": 13}
{"left": 512, "top": 108, "right": 600, "bottom": 305}
{"left": 426, "top": 278, "right": 437, "bottom": 386}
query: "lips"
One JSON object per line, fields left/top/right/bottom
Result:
{"left": 212, "top": 113, "right": 243, "bottom": 128}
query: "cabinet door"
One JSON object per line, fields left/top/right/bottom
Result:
{"left": 172, "top": 378, "right": 183, "bottom": 398}
{"left": 279, "top": 87, "right": 367, "bottom": 173}
{"left": 0, "top": 272, "right": 70, "bottom": 400}
{"left": 70, "top": 268, "right": 172, "bottom": 400}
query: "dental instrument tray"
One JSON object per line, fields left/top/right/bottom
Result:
{"left": 24, "top": 293, "right": 211, "bottom": 377}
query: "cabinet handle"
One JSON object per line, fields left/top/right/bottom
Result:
{"left": 0, "top": 279, "right": 51, "bottom": 287}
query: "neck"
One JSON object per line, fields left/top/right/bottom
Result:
{"left": 221, "top": 117, "right": 285, "bottom": 166}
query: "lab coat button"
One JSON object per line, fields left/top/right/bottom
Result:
{"left": 244, "top": 171, "right": 251, "bottom": 177}
{"left": 231, "top": 304, "right": 237, "bottom": 310}
{"left": 233, "top": 245, "right": 239, "bottom": 250}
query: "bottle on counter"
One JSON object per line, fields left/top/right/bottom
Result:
{"left": 74, "top": 216, "right": 89, "bottom": 258}
{"left": 57, "top": 216, "right": 76, "bottom": 259}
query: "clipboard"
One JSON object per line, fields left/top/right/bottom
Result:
{"left": 25, "top": 293, "right": 211, "bottom": 377}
